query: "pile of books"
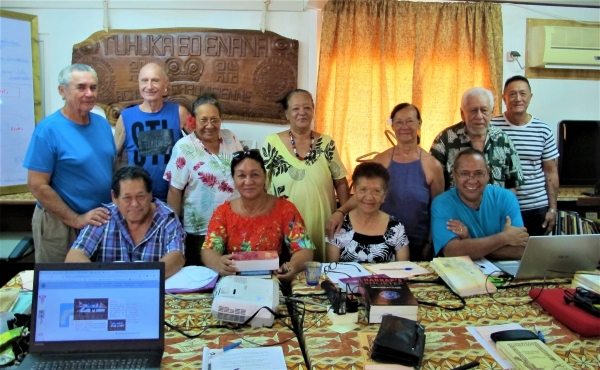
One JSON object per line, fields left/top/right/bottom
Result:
{"left": 554, "top": 210, "right": 599, "bottom": 235}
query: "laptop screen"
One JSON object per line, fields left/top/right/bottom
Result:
{"left": 30, "top": 263, "right": 165, "bottom": 353}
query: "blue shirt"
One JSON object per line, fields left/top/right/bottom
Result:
{"left": 71, "top": 199, "right": 185, "bottom": 262}
{"left": 431, "top": 185, "right": 524, "bottom": 256}
{"left": 23, "top": 110, "right": 115, "bottom": 214}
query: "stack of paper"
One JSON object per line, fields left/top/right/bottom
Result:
{"left": 201, "top": 346, "right": 286, "bottom": 370}
{"left": 165, "top": 266, "right": 218, "bottom": 293}
{"left": 366, "top": 261, "right": 432, "bottom": 279}
{"left": 321, "top": 262, "right": 371, "bottom": 284}
{"left": 431, "top": 256, "right": 497, "bottom": 297}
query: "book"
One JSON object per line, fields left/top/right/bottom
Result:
{"left": 232, "top": 250, "right": 279, "bottom": 272}
{"left": 357, "top": 331, "right": 413, "bottom": 370}
{"left": 430, "top": 256, "right": 497, "bottom": 297}
{"left": 495, "top": 339, "right": 573, "bottom": 370}
{"left": 358, "top": 277, "right": 418, "bottom": 324}
{"left": 572, "top": 271, "right": 600, "bottom": 294}
{"left": 201, "top": 346, "right": 286, "bottom": 370}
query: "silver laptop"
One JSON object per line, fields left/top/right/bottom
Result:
{"left": 19, "top": 262, "right": 165, "bottom": 370}
{"left": 493, "top": 234, "right": 600, "bottom": 280}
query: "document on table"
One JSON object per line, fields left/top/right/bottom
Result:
{"left": 165, "top": 265, "right": 218, "bottom": 292}
{"left": 19, "top": 270, "right": 34, "bottom": 291}
{"left": 472, "top": 258, "right": 503, "bottom": 277}
{"left": 467, "top": 323, "right": 524, "bottom": 369}
{"left": 366, "top": 261, "right": 432, "bottom": 278}
{"left": 321, "top": 262, "right": 371, "bottom": 284}
{"left": 201, "top": 346, "right": 286, "bottom": 370}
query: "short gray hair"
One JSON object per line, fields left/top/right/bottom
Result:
{"left": 461, "top": 87, "right": 494, "bottom": 110}
{"left": 58, "top": 64, "right": 98, "bottom": 87}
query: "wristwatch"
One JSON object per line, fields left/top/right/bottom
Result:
{"left": 548, "top": 208, "right": 556, "bottom": 213}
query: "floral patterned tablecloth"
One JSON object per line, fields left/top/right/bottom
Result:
{"left": 290, "top": 263, "right": 600, "bottom": 370}
{"left": 4, "top": 274, "right": 307, "bottom": 370}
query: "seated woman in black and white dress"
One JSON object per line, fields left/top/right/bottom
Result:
{"left": 325, "top": 162, "right": 409, "bottom": 263}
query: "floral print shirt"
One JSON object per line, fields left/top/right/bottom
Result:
{"left": 430, "top": 122, "right": 525, "bottom": 190}
{"left": 202, "top": 197, "right": 315, "bottom": 255}
{"left": 164, "top": 129, "right": 242, "bottom": 235}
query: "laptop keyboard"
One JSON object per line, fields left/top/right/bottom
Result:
{"left": 30, "top": 358, "right": 148, "bottom": 369}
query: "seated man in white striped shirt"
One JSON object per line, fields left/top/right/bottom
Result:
{"left": 491, "top": 75, "right": 559, "bottom": 236}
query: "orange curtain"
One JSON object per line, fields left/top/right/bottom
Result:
{"left": 316, "top": 0, "right": 503, "bottom": 176}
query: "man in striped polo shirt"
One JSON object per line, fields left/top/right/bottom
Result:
{"left": 492, "top": 76, "right": 560, "bottom": 236}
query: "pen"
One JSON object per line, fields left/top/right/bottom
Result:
{"left": 451, "top": 360, "right": 479, "bottom": 370}
{"left": 535, "top": 325, "right": 546, "bottom": 343}
{"left": 208, "top": 342, "right": 242, "bottom": 370}
{"left": 379, "top": 268, "right": 413, "bottom": 271}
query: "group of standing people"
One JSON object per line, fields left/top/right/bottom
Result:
{"left": 24, "top": 61, "right": 558, "bottom": 279}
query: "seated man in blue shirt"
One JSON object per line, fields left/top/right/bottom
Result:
{"left": 431, "top": 148, "right": 529, "bottom": 260}
{"left": 66, "top": 166, "right": 185, "bottom": 278}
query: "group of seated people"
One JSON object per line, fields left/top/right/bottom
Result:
{"left": 26, "top": 63, "right": 558, "bottom": 281}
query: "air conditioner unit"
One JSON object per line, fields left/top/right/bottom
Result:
{"left": 528, "top": 25, "right": 600, "bottom": 69}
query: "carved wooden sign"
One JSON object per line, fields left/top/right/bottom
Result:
{"left": 71, "top": 28, "right": 298, "bottom": 125}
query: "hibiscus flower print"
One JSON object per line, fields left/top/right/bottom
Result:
{"left": 193, "top": 162, "right": 204, "bottom": 171}
{"left": 199, "top": 172, "right": 218, "bottom": 187}
{"left": 164, "top": 171, "right": 172, "bottom": 182}
{"left": 175, "top": 157, "right": 186, "bottom": 169}
{"left": 218, "top": 180, "right": 234, "bottom": 193}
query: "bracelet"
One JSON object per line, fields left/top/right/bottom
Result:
{"left": 334, "top": 209, "right": 346, "bottom": 216}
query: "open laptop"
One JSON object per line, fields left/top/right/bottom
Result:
{"left": 19, "top": 262, "right": 165, "bottom": 370}
{"left": 493, "top": 234, "right": 600, "bottom": 280}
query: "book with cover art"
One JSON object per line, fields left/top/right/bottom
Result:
{"left": 358, "top": 277, "right": 418, "bottom": 324}
{"left": 495, "top": 339, "right": 572, "bottom": 370}
{"left": 430, "top": 256, "right": 497, "bottom": 297}
{"left": 357, "top": 332, "right": 413, "bottom": 370}
{"left": 232, "top": 251, "right": 279, "bottom": 272}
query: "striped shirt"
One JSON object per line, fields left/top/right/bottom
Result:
{"left": 71, "top": 199, "right": 185, "bottom": 262}
{"left": 491, "top": 114, "right": 559, "bottom": 211}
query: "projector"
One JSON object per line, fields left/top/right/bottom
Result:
{"left": 212, "top": 275, "right": 279, "bottom": 327}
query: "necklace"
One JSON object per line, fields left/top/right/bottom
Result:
{"left": 289, "top": 130, "right": 314, "bottom": 160}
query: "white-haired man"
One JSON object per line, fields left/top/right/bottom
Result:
{"left": 430, "top": 87, "right": 524, "bottom": 192}
{"left": 114, "top": 62, "right": 188, "bottom": 202}
{"left": 24, "top": 64, "right": 116, "bottom": 263}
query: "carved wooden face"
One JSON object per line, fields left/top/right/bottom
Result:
{"left": 138, "top": 64, "right": 168, "bottom": 104}
{"left": 284, "top": 92, "right": 314, "bottom": 130}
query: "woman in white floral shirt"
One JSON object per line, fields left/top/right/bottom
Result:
{"left": 164, "top": 93, "right": 242, "bottom": 265}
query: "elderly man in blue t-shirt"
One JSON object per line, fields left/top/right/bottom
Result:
{"left": 24, "top": 64, "right": 116, "bottom": 263}
{"left": 431, "top": 148, "right": 529, "bottom": 260}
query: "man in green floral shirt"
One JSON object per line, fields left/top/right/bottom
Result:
{"left": 430, "top": 87, "right": 524, "bottom": 192}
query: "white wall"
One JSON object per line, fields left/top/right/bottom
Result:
{"left": 3, "top": 2, "right": 599, "bottom": 145}
{"left": 2, "top": 3, "right": 322, "bottom": 147}
{"left": 501, "top": 4, "right": 600, "bottom": 138}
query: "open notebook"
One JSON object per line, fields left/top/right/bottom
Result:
{"left": 19, "top": 262, "right": 165, "bottom": 370}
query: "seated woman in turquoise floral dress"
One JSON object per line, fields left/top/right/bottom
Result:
{"left": 201, "top": 150, "right": 314, "bottom": 282}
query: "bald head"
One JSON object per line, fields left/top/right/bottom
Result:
{"left": 138, "top": 63, "right": 169, "bottom": 104}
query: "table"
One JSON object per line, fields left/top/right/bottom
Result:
{"left": 290, "top": 264, "right": 600, "bottom": 369}
{"left": 3, "top": 274, "right": 307, "bottom": 370}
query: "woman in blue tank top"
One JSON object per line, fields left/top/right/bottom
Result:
{"left": 326, "top": 103, "right": 444, "bottom": 261}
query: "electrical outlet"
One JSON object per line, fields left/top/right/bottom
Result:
{"left": 507, "top": 51, "right": 515, "bottom": 62}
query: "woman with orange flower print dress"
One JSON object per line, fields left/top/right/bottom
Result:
{"left": 164, "top": 93, "right": 242, "bottom": 266}
{"left": 201, "top": 150, "right": 315, "bottom": 282}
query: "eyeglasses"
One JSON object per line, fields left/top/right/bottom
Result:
{"left": 457, "top": 171, "right": 487, "bottom": 180}
{"left": 197, "top": 117, "right": 220, "bottom": 125}
{"left": 391, "top": 119, "right": 418, "bottom": 126}
{"left": 232, "top": 149, "right": 262, "bottom": 160}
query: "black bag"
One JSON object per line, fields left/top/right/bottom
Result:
{"left": 370, "top": 315, "right": 426, "bottom": 368}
